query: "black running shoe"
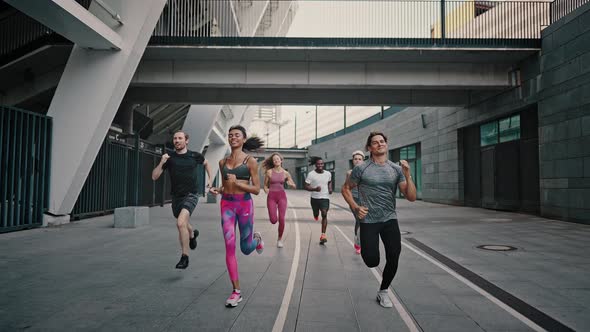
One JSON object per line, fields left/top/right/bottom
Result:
{"left": 175, "top": 254, "right": 189, "bottom": 269}
{"left": 189, "top": 229, "right": 199, "bottom": 250}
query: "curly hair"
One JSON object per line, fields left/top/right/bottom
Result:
{"left": 262, "top": 153, "right": 283, "bottom": 170}
{"left": 309, "top": 156, "right": 323, "bottom": 166}
{"left": 228, "top": 125, "right": 264, "bottom": 152}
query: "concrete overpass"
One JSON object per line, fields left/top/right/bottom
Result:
{"left": 125, "top": 45, "right": 536, "bottom": 106}
{"left": 249, "top": 147, "right": 308, "bottom": 160}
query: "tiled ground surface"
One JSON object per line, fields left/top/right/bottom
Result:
{"left": 1, "top": 191, "right": 588, "bottom": 331}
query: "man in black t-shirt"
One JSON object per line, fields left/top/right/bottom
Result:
{"left": 152, "top": 131, "right": 212, "bottom": 269}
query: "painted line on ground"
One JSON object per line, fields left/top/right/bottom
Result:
{"left": 272, "top": 198, "right": 300, "bottom": 332}
{"left": 330, "top": 201, "right": 571, "bottom": 332}
{"left": 404, "top": 238, "right": 574, "bottom": 332}
{"left": 333, "top": 224, "right": 421, "bottom": 332}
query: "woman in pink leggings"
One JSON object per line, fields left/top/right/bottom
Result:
{"left": 263, "top": 153, "right": 296, "bottom": 248}
{"left": 210, "top": 125, "right": 264, "bottom": 308}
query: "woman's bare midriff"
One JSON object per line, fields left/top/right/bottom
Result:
{"left": 223, "top": 179, "right": 250, "bottom": 195}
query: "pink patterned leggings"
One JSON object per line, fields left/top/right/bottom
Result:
{"left": 221, "top": 193, "right": 258, "bottom": 281}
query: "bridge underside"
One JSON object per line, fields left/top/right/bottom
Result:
{"left": 124, "top": 45, "right": 536, "bottom": 106}
{"left": 125, "top": 86, "right": 481, "bottom": 106}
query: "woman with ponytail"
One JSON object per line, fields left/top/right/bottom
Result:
{"left": 263, "top": 153, "right": 296, "bottom": 248}
{"left": 209, "top": 125, "right": 265, "bottom": 308}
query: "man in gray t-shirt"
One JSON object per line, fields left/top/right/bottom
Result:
{"left": 349, "top": 159, "right": 406, "bottom": 223}
{"left": 341, "top": 131, "right": 417, "bottom": 308}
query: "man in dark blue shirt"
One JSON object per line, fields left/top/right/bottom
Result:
{"left": 152, "top": 131, "right": 212, "bottom": 269}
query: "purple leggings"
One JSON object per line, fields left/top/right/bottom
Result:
{"left": 221, "top": 193, "right": 258, "bottom": 282}
{"left": 267, "top": 190, "right": 287, "bottom": 237}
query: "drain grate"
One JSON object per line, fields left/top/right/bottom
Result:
{"left": 477, "top": 244, "right": 517, "bottom": 251}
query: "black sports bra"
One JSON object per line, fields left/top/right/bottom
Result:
{"left": 222, "top": 156, "right": 251, "bottom": 181}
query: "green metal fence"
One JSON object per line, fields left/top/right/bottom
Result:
{"left": 71, "top": 132, "right": 205, "bottom": 220}
{"left": 1, "top": 106, "right": 52, "bottom": 232}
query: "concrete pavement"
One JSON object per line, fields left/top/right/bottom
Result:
{"left": 1, "top": 190, "right": 589, "bottom": 331}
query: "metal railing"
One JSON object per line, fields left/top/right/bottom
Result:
{"left": 0, "top": 106, "right": 52, "bottom": 233}
{"left": 0, "top": 0, "right": 559, "bottom": 64}
{"left": 71, "top": 132, "right": 205, "bottom": 220}
{"left": 0, "top": 0, "right": 91, "bottom": 64}
{"left": 550, "top": 0, "right": 590, "bottom": 23}
{"left": 150, "top": 0, "right": 551, "bottom": 48}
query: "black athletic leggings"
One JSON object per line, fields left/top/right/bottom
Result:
{"left": 359, "top": 219, "right": 401, "bottom": 290}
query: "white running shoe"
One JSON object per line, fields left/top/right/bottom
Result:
{"left": 376, "top": 290, "right": 393, "bottom": 308}
{"left": 277, "top": 240, "right": 284, "bottom": 248}
{"left": 254, "top": 232, "right": 264, "bottom": 254}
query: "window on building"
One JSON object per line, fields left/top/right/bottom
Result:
{"left": 499, "top": 114, "right": 521, "bottom": 143}
{"left": 324, "top": 161, "right": 336, "bottom": 188}
{"left": 400, "top": 145, "right": 416, "bottom": 160}
{"left": 480, "top": 122, "right": 498, "bottom": 146}
{"left": 480, "top": 114, "right": 520, "bottom": 147}
{"left": 390, "top": 143, "right": 421, "bottom": 199}
{"left": 296, "top": 166, "right": 308, "bottom": 189}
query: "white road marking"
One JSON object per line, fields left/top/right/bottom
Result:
{"left": 332, "top": 201, "right": 546, "bottom": 331}
{"left": 272, "top": 198, "right": 300, "bottom": 332}
{"left": 334, "top": 224, "right": 421, "bottom": 332}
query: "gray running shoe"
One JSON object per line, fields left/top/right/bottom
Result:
{"left": 254, "top": 232, "right": 264, "bottom": 254}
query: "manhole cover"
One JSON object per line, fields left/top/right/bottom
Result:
{"left": 400, "top": 231, "right": 411, "bottom": 235}
{"left": 477, "top": 245, "right": 517, "bottom": 251}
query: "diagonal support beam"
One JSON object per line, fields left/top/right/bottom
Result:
{"left": 45, "top": 0, "right": 166, "bottom": 216}
{"left": 5, "top": 0, "right": 122, "bottom": 50}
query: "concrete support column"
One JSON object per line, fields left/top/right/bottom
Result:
{"left": 182, "top": 105, "right": 223, "bottom": 153}
{"left": 45, "top": 0, "right": 167, "bottom": 217}
{"left": 119, "top": 101, "right": 135, "bottom": 134}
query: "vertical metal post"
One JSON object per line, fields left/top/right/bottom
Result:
{"left": 343, "top": 105, "right": 347, "bottom": 134}
{"left": 440, "top": 0, "right": 446, "bottom": 41}
{"left": 294, "top": 113, "right": 297, "bottom": 148}
{"left": 315, "top": 105, "right": 318, "bottom": 141}
{"left": 134, "top": 133, "right": 140, "bottom": 206}
{"left": 381, "top": 106, "right": 385, "bottom": 119}
{"left": 161, "top": 144, "right": 166, "bottom": 207}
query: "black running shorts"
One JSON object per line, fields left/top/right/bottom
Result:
{"left": 171, "top": 193, "right": 199, "bottom": 218}
{"left": 310, "top": 198, "right": 330, "bottom": 216}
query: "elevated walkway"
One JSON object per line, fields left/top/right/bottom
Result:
{"left": 1, "top": 0, "right": 551, "bottom": 107}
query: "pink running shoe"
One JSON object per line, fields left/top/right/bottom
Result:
{"left": 226, "top": 291, "right": 242, "bottom": 307}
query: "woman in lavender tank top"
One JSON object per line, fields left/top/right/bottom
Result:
{"left": 263, "top": 153, "right": 296, "bottom": 248}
